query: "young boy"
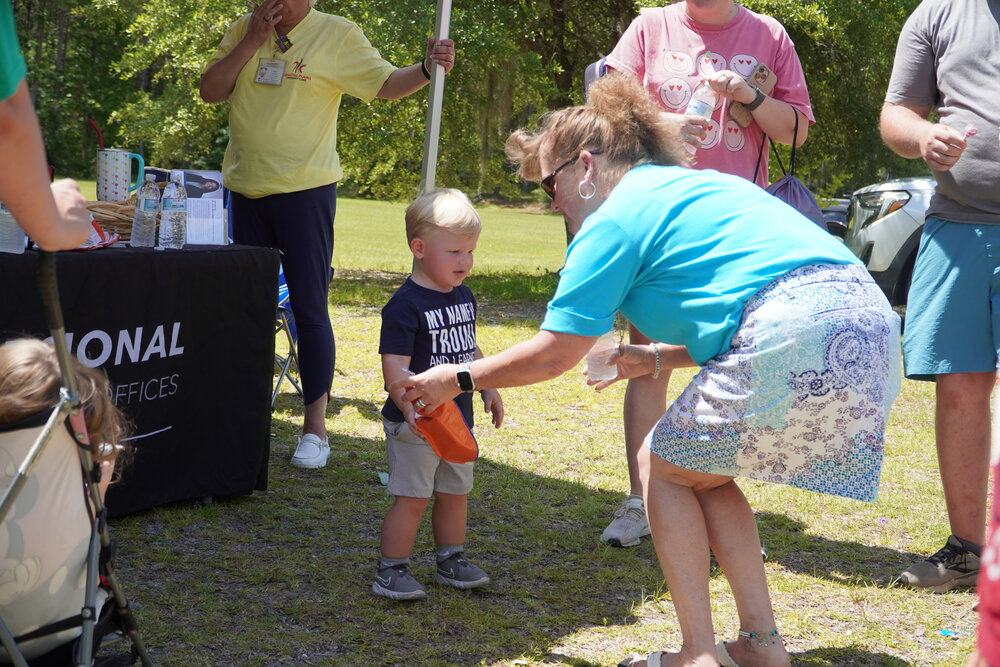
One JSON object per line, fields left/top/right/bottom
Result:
{"left": 374, "top": 189, "right": 504, "bottom": 600}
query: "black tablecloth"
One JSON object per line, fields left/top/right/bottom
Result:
{"left": 0, "top": 244, "right": 280, "bottom": 517}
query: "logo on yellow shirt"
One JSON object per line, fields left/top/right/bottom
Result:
{"left": 285, "top": 58, "right": 311, "bottom": 82}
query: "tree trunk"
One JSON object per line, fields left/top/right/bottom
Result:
{"left": 476, "top": 59, "right": 517, "bottom": 197}
{"left": 53, "top": 4, "right": 69, "bottom": 97}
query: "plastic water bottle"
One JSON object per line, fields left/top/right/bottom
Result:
{"left": 0, "top": 202, "right": 26, "bottom": 254}
{"left": 159, "top": 170, "right": 187, "bottom": 249}
{"left": 586, "top": 332, "right": 618, "bottom": 381}
{"left": 683, "top": 83, "right": 717, "bottom": 156}
{"left": 685, "top": 83, "right": 717, "bottom": 120}
{"left": 130, "top": 174, "right": 161, "bottom": 248}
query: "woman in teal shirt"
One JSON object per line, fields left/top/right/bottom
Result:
{"left": 545, "top": 162, "right": 863, "bottom": 366}
{"left": 0, "top": 1, "right": 90, "bottom": 250}
{"left": 397, "top": 74, "right": 900, "bottom": 667}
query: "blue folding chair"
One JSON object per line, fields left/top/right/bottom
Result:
{"left": 272, "top": 266, "right": 302, "bottom": 409}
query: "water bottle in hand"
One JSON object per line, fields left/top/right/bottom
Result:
{"left": 130, "top": 174, "right": 161, "bottom": 248}
{"left": 685, "top": 83, "right": 718, "bottom": 120}
{"left": 683, "top": 83, "right": 717, "bottom": 156}
{"left": 159, "top": 170, "right": 187, "bottom": 250}
{"left": 586, "top": 332, "right": 618, "bottom": 382}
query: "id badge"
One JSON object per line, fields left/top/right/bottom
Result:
{"left": 255, "top": 58, "right": 285, "bottom": 86}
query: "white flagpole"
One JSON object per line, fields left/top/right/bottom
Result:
{"left": 419, "top": 0, "right": 452, "bottom": 195}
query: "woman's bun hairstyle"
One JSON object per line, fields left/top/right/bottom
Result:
{"left": 506, "top": 72, "right": 687, "bottom": 184}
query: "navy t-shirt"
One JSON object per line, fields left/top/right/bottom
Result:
{"left": 379, "top": 278, "right": 477, "bottom": 426}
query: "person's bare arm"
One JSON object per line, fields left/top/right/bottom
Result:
{"left": 880, "top": 101, "right": 967, "bottom": 171}
{"left": 391, "top": 330, "right": 595, "bottom": 413}
{"left": 0, "top": 81, "right": 90, "bottom": 250}
{"left": 603, "top": 341, "right": 695, "bottom": 387}
{"left": 382, "top": 353, "right": 419, "bottom": 430}
{"left": 748, "top": 96, "right": 809, "bottom": 147}
{"left": 200, "top": 0, "right": 283, "bottom": 103}
{"left": 657, "top": 111, "right": 710, "bottom": 154}
{"left": 473, "top": 346, "right": 504, "bottom": 428}
{"left": 376, "top": 37, "right": 455, "bottom": 100}
{"left": 200, "top": 43, "right": 257, "bottom": 103}
{"left": 703, "top": 70, "right": 808, "bottom": 146}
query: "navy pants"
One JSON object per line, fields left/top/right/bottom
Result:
{"left": 231, "top": 184, "right": 336, "bottom": 405}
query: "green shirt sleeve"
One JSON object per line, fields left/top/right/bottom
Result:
{"left": 0, "top": 1, "right": 27, "bottom": 101}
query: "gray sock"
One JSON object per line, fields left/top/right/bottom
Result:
{"left": 379, "top": 556, "right": 409, "bottom": 570}
{"left": 435, "top": 544, "right": 463, "bottom": 562}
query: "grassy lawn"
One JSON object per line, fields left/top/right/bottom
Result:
{"left": 107, "top": 196, "right": 978, "bottom": 666}
{"left": 72, "top": 178, "right": 98, "bottom": 202}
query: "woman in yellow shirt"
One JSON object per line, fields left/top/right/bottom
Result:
{"left": 201, "top": 0, "right": 454, "bottom": 469}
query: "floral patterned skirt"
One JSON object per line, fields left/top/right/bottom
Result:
{"left": 647, "top": 264, "right": 902, "bottom": 502}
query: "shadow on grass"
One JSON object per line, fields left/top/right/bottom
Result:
{"left": 110, "top": 408, "right": 936, "bottom": 665}
{"left": 792, "top": 646, "right": 910, "bottom": 665}
{"left": 328, "top": 395, "right": 381, "bottom": 422}
{"left": 273, "top": 390, "right": 381, "bottom": 425}
{"left": 755, "top": 512, "right": 924, "bottom": 588}
{"left": 110, "top": 427, "right": 666, "bottom": 666}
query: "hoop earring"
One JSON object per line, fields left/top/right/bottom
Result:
{"left": 578, "top": 179, "right": 597, "bottom": 200}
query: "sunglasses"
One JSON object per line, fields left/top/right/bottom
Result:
{"left": 540, "top": 149, "right": 601, "bottom": 199}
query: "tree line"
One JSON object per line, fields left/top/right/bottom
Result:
{"left": 13, "top": 0, "right": 926, "bottom": 201}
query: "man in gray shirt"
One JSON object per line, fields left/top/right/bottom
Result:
{"left": 881, "top": 0, "right": 1000, "bottom": 592}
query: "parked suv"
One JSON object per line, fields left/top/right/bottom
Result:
{"left": 843, "top": 176, "right": 936, "bottom": 306}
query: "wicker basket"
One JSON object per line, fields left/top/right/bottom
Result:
{"left": 86, "top": 197, "right": 136, "bottom": 241}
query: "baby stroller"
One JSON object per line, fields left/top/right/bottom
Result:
{"left": 0, "top": 252, "right": 153, "bottom": 666}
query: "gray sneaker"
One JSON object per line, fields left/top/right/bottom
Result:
{"left": 435, "top": 553, "right": 490, "bottom": 589}
{"left": 600, "top": 497, "right": 651, "bottom": 548}
{"left": 372, "top": 564, "right": 427, "bottom": 600}
{"left": 898, "top": 535, "right": 980, "bottom": 593}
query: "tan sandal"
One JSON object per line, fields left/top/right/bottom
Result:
{"left": 716, "top": 641, "right": 740, "bottom": 667}
{"left": 617, "top": 650, "right": 664, "bottom": 667}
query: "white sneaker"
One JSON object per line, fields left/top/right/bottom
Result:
{"left": 290, "top": 433, "right": 330, "bottom": 469}
{"left": 600, "top": 496, "right": 650, "bottom": 548}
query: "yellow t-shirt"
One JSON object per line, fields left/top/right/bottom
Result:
{"left": 206, "top": 10, "right": 396, "bottom": 197}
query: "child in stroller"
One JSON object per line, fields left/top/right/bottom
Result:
{"left": 0, "top": 338, "right": 130, "bottom": 663}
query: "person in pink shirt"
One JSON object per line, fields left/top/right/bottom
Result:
{"left": 971, "top": 459, "right": 1000, "bottom": 665}
{"left": 607, "top": 0, "right": 812, "bottom": 186}
{"left": 968, "top": 132, "right": 1000, "bottom": 667}
{"left": 594, "top": 0, "right": 815, "bottom": 555}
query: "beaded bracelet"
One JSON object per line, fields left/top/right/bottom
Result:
{"left": 650, "top": 343, "right": 661, "bottom": 380}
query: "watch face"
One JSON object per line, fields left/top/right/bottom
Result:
{"left": 457, "top": 369, "right": 475, "bottom": 392}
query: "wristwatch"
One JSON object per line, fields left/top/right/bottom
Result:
{"left": 456, "top": 363, "right": 476, "bottom": 392}
{"left": 746, "top": 86, "right": 766, "bottom": 111}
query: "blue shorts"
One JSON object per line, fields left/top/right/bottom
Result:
{"left": 903, "top": 216, "right": 1000, "bottom": 380}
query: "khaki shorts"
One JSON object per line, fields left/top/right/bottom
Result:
{"left": 383, "top": 419, "right": 474, "bottom": 498}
